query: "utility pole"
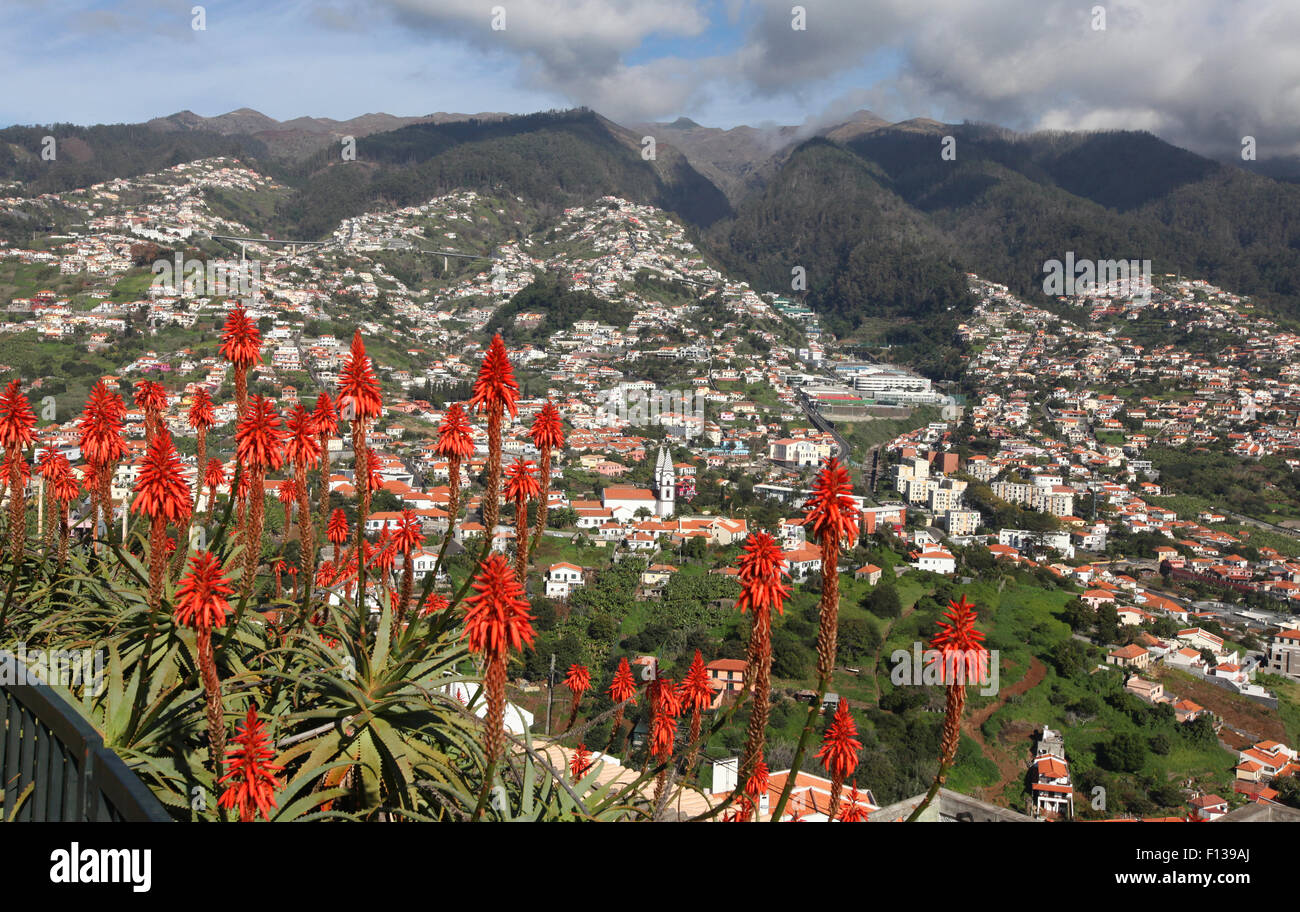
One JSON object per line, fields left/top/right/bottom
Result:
{"left": 544, "top": 652, "right": 556, "bottom": 735}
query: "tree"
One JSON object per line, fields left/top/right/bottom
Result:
{"left": 865, "top": 582, "right": 901, "bottom": 619}
{"left": 1097, "top": 731, "right": 1148, "bottom": 772}
{"left": 1096, "top": 604, "right": 1120, "bottom": 643}
{"left": 839, "top": 617, "right": 881, "bottom": 662}
{"left": 1275, "top": 775, "right": 1300, "bottom": 810}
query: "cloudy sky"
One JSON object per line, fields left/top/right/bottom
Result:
{"left": 4, "top": 0, "right": 1299, "bottom": 159}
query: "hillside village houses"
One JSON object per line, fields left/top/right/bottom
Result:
{"left": 10, "top": 155, "right": 1300, "bottom": 821}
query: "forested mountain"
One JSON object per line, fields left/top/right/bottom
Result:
{"left": 704, "top": 121, "right": 1300, "bottom": 366}
{"left": 0, "top": 123, "right": 269, "bottom": 194}
{"left": 7, "top": 106, "right": 1300, "bottom": 374}
{"left": 266, "top": 109, "right": 733, "bottom": 239}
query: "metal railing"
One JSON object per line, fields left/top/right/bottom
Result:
{"left": 0, "top": 655, "right": 170, "bottom": 822}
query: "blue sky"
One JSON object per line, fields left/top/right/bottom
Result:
{"left": 3, "top": 1, "right": 1299, "bottom": 159}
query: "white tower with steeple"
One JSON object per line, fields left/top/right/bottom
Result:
{"left": 654, "top": 444, "right": 675, "bottom": 518}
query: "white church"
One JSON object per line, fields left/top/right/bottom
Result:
{"left": 599, "top": 445, "right": 676, "bottom": 518}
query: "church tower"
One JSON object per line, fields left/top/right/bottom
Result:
{"left": 654, "top": 444, "right": 675, "bottom": 517}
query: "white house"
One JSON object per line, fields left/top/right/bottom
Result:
{"left": 913, "top": 548, "right": 956, "bottom": 575}
{"left": 545, "top": 562, "right": 585, "bottom": 599}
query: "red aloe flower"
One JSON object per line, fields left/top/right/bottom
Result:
{"left": 392, "top": 510, "right": 424, "bottom": 628}
{"left": 134, "top": 379, "right": 168, "bottom": 441}
{"left": 337, "top": 329, "right": 382, "bottom": 423}
{"left": 0, "top": 379, "right": 37, "bottom": 451}
{"left": 924, "top": 595, "right": 990, "bottom": 808}
{"left": 203, "top": 458, "right": 225, "bottom": 522}
{"left": 78, "top": 380, "right": 127, "bottom": 544}
{"left": 180, "top": 386, "right": 218, "bottom": 554}
{"left": 36, "top": 441, "right": 59, "bottom": 553}
{"left": 314, "top": 559, "right": 337, "bottom": 590}
{"left": 326, "top": 508, "right": 349, "bottom": 549}
{"left": 735, "top": 531, "right": 789, "bottom": 794}
{"left": 743, "top": 758, "right": 770, "bottom": 822}
{"left": 175, "top": 550, "right": 234, "bottom": 631}
{"left": 564, "top": 662, "right": 591, "bottom": 701}
{"left": 561, "top": 662, "right": 591, "bottom": 733}
{"left": 187, "top": 387, "right": 216, "bottom": 433}
{"left": 736, "top": 531, "right": 791, "bottom": 617}
{"left": 570, "top": 743, "right": 593, "bottom": 781}
{"left": 609, "top": 657, "right": 638, "bottom": 703}
{"left": 434, "top": 402, "right": 474, "bottom": 523}
{"left": 338, "top": 331, "right": 382, "bottom": 587}
{"left": 311, "top": 390, "right": 339, "bottom": 438}
{"left": 132, "top": 431, "right": 192, "bottom": 613}
{"left": 284, "top": 404, "right": 321, "bottom": 582}
{"left": 284, "top": 405, "right": 322, "bottom": 469}
{"left": 48, "top": 456, "right": 79, "bottom": 564}
{"left": 503, "top": 457, "right": 540, "bottom": 583}
{"left": 435, "top": 402, "right": 475, "bottom": 461}
{"left": 803, "top": 456, "right": 860, "bottom": 684}
{"left": 234, "top": 396, "right": 284, "bottom": 596}
{"left": 649, "top": 674, "right": 681, "bottom": 807}
{"left": 219, "top": 306, "right": 261, "bottom": 417}
{"left": 467, "top": 334, "right": 520, "bottom": 542}
{"left": 606, "top": 656, "right": 639, "bottom": 752}
{"left": 217, "top": 705, "right": 283, "bottom": 822}
{"left": 275, "top": 477, "right": 300, "bottom": 547}
{"left": 816, "top": 699, "right": 862, "bottom": 819}
{"left": 468, "top": 334, "right": 521, "bottom": 420}
{"left": 175, "top": 549, "right": 235, "bottom": 771}
{"left": 930, "top": 594, "right": 990, "bottom": 685}
{"left": 527, "top": 399, "right": 563, "bottom": 541}
{"left": 0, "top": 379, "right": 36, "bottom": 561}
{"left": 311, "top": 391, "right": 338, "bottom": 533}
{"left": 839, "top": 787, "right": 870, "bottom": 822}
{"left": 234, "top": 395, "right": 285, "bottom": 475}
{"left": 463, "top": 553, "right": 535, "bottom": 776}
{"left": 679, "top": 650, "right": 713, "bottom": 772}
{"left": 649, "top": 675, "right": 681, "bottom": 761}
{"left": 802, "top": 456, "right": 860, "bottom": 546}
{"left": 276, "top": 477, "right": 299, "bottom": 508}
{"left": 419, "top": 592, "right": 449, "bottom": 618}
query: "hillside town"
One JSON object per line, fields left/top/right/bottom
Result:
{"left": 2, "top": 157, "right": 1298, "bottom": 823}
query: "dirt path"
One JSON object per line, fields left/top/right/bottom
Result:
{"left": 963, "top": 656, "right": 1046, "bottom": 802}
